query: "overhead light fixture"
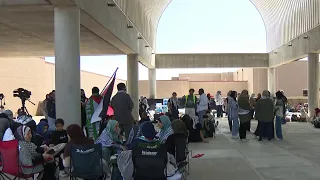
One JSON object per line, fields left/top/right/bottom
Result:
{"left": 303, "top": 35, "right": 309, "bottom": 39}
{"left": 107, "top": 2, "right": 116, "bottom": 7}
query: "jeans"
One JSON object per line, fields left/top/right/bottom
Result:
{"left": 197, "top": 110, "right": 206, "bottom": 126}
{"left": 259, "top": 121, "right": 273, "bottom": 140}
{"left": 47, "top": 117, "right": 56, "bottom": 131}
{"left": 231, "top": 117, "right": 239, "bottom": 136}
{"left": 275, "top": 116, "right": 283, "bottom": 139}
{"left": 216, "top": 105, "right": 223, "bottom": 117}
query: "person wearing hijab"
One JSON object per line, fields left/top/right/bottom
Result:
{"left": 229, "top": 91, "right": 239, "bottom": 139}
{"left": 157, "top": 115, "right": 175, "bottom": 155}
{"left": 36, "top": 121, "right": 50, "bottom": 145}
{"left": 16, "top": 125, "right": 53, "bottom": 177}
{"left": 126, "top": 112, "right": 150, "bottom": 149}
{"left": 171, "top": 119, "right": 188, "bottom": 137}
{"left": 96, "top": 120, "right": 125, "bottom": 174}
{"left": 238, "top": 90, "right": 251, "bottom": 141}
{"left": 255, "top": 90, "right": 274, "bottom": 141}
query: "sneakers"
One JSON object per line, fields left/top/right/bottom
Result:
{"left": 59, "top": 171, "right": 69, "bottom": 178}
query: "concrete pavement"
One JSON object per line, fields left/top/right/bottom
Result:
{"left": 187, "top": 119, "right": 320, "bottom": 180}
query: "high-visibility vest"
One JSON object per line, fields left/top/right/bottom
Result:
{"left": 185, "top": 95, "right": 196, "bottom": 105}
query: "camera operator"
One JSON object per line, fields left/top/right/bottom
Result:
{"left": 46, "top": 91, "right": 56, "bottom": 131}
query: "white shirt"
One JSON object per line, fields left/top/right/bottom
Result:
{"left": 215, "top": 94, "right": 224, "bottom": 105}
{"left": 197, "top": 93, "right": 208, "bottom": 112}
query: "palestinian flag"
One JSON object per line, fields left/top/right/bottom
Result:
{"left": 86, "top": 68, "right": 118, "bottom": 140}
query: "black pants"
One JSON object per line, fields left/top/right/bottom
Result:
{"left": 239, "top": 121, "right": 249, "bottom": 139}
{"left": 228, "top": 117, "right": 232, "bottom": 132}
{"left": 259, "top": 121, "right": 273, "bottom": 140}
{"left": 216, "top": 105, "right": 223, "bottom": 117}
{"left": 120, "top": 123, "right": 133, "bottom": 140}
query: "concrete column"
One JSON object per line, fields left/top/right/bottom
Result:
{"left": 54, "top": 6, "right": 81, "bottom": 126}
{"left": 127, "top": 54, "right": 139, "bottom": 120}
{"left": 268, "top": 68, "right": 276, "bottom": 97}
{"left": 308, "top": 53, "right": 319, "bottom": 117}
{"left": 148, "top": 68, "right": 156, "bottom": 99}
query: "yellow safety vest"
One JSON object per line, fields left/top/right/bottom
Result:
{"left": 185, "top": 95, "right": 196, "bottom": 105}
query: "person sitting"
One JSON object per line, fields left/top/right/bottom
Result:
{"left": 157, "top": 115, "right": 175, "bottom": 155}
{"left": 183, "top": 114, "right": 208, "bottom": 143}
{"left": 63, "top": 124, "right": 94, "bottom": 168}
{"left": 118, "top": 122, "right": 178, "bottom": 180}
{"left": 126, "top": 112, "right": 150, "bottom": 150}
{"left": 25, "top": 120, "right": 43, "bottom": 147}
{"left": 16, "top": 125, "right": 55, "bottom": 179}
{"left": 49, "top": 118, "right": 68, "bottom": 178}
{"left": 36, "top": 121, "right": 51, "bottom": 145}
{"left": 95, "top": 120, "right": 126, "bottom": 174}
{"left": 171, "top": 119, "right": 188, "bottom": 137}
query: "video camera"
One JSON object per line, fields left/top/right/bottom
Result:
{"left": 13, "top": 88, "right": 31, "bottom": 101}
{"left": 0, "top": 93, "right": 4, "bottom": 100}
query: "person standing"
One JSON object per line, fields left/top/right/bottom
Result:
{"left": 80, "top": 89, "right": 88, "bottom": 132}
{"left": 111, "top": 83, "right": 134, "bottom": 140}
{"left": 215, "top": 91, "right": 224, "bottom": 118}
{"left": 229, "top": 91, "right": 239, "bottom": 138}
{"left": 168, "top": 92, "right": 179, "bottom": 120}
{"left": 274, "top": 91, "right": 284, "bottom": 140}
{"left": 280, "top": 90, "right": 288, "bottom": 124}
{"left": 238, "top": 90, "right": 251, "bottom": 141}
{"left": 197, "top": 88, "right": 208, "bottom": 126}
{"left": 226, "top": 90, "right": 232, "bottom": 131}
{"left": 46, "top": 91, "right": 56, "bottom": 131}
{"left": 85, "top": 87, "right": 103, "bottom": 139}
{"left": 255, "top": 90, "right": 274, "bottom": 141}
{"left": 184, "top": 89, "right": 197, "bottom": 117}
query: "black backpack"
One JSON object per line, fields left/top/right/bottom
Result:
{"left": 203, "top": 117, "right": 215, "bottom": 138}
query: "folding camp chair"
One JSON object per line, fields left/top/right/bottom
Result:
{"left": 132, "top": 141, "right": 167, "bottom": 180}
{"left": 0, "top": 140, "right": 37, "bottom": 180}
{"left": 69, "top": 143, "right": 106, "bottom": 180}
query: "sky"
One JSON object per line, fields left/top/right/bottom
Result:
{"left": 46, "top": 0, "right": 266, "bottom": 80}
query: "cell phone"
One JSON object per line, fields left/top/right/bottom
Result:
{"left": 46, "top": 149, "right": 55, "bottom": 155}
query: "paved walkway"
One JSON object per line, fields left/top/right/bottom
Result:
{"left": 188, "top": 119, "right": 320, "bottom": 180}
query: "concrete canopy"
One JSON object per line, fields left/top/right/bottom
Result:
{"left": 113, "top": 0, "right": 320, "bottom": 52}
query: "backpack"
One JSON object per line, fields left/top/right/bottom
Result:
{"left": 203, "top": 118, "right": 215, "bottom": 138}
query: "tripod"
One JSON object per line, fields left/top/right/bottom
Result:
{"left": 19, "top": 98, "right": 35, "bottom": 116}
{"left": 0, "top": 98, "right": 4, "bottom": 110}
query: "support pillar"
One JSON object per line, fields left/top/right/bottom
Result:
{"left": 54, "top": 6, "right": 81, "bottom": 126}
{"left": 127, "top": 54, "right": 139, "bottom": 120}
{"left": 268, "top": 68, "right": 276, "bottom": 97}
{"left": 308, "top": 53, "right": 319, "bottom": 117}
{"left": 148, "top": 68, "right": 156, "bottom": 99}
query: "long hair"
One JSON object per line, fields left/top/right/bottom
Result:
{"left": 230, "top": 91, "right": 237, "bottom": 101}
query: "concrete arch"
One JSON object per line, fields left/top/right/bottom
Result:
{"left": 113, "top": 0, "right": 320, "bottom": 52}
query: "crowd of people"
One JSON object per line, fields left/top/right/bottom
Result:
{"left": 1, "top": 81, "right": 316, "bottom": 180}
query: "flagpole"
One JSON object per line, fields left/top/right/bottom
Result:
{"left": 100, "top": 67, "right": 119, "bottom": 95}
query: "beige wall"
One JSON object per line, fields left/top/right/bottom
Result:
{"left": 138, "top": 80, "right": 247, "bottom": 98}
{"left": 0, "top": 58, "right": 126, "bottom": 116}
{"left": 179, "top": 73, "right": 234, "bottom": 81}
{"left": 276, "top": 61, "right": 308, "bottom": 97}
{"left": 0, "top": 58, "right": 314, "bottom": 116}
